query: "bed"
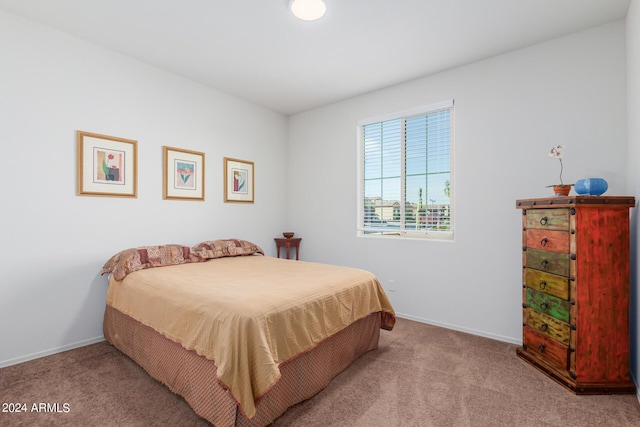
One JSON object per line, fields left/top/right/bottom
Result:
{"left": 100, "top": 239, "right": 395, "bottom": 426}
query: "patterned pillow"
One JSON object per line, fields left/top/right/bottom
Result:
{"left": 192, "top": 239, "right": 264, "bottom": 260}
{"left": 101, "top": 244, "right": 198, "bottom": 281}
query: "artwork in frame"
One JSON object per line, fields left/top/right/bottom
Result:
{"left": 224, "top": 157, "right": 254, "bottom": 203}
{"left": 163, "top": 146, "right": 205, "bottom": 201}
{"left": 77, "top": 131, "right": 138, "bottom": 198}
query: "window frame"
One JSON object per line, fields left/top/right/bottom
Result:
{"left": 356, "top": 100, "right": 454, "bottom": 241}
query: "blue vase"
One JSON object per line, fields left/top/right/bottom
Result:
{"left": 574, "top": 178, "right": 608, "bottom": 196}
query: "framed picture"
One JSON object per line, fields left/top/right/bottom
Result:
{"left": 224, "top": 157, "right": 254, "bottom": 203}
{"left": 163, "top": 146, "right": 205, "bottom": 201}
{"left": 77, "top": 131, "right": 138, "bottom": 198}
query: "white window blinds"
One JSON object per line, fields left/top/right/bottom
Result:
{"left": 358, "top": 100, "right": 454, "bottom": 239}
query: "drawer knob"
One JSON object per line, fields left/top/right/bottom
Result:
{"left": 540, "top": 238, "right": 548, "bottom": 247}
{"left": 539, "top": 281, "right": 547, "bottom": 290}
{"left": 539, "top": 343, "right": 546, "bottom": 353}
{"left": 540, "top": 323, "right": 549, "bottom": 332}
{"left": 539, "top": 216, "right": 548, "bottom": 225}
{"left": 540, "top": 260, "right": 549, "bottom": 269}
{"left": 540, "top": 302, "right": 549, "bottom": 311}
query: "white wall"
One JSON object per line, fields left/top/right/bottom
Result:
{"left": 0, "top": 10, "right": 289, "bottom": 367}
{"left": 288, "top": 22, "right": 628, "bottom": 344}
{"left": 627, "top": 0, "right": 640, "bottom": 389}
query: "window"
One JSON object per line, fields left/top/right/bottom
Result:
{"left": 357, "top": 100, "right": 454, "bottom": 239}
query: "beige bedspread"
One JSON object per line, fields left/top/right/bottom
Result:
{"left": 106, "top": 255, "right": 395, "bottom": 419}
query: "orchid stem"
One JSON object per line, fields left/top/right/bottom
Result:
{"left": 559, "top": 158, "right": 564, "bottom": 185}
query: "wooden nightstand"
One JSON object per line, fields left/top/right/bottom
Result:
{"left": 274, "top": 237, "right": 301, "bottom": 260}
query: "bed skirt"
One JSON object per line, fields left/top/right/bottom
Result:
{"left": 103, "top": 305, "right": 382, "bottom": 427}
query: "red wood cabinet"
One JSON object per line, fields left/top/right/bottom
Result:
{"left": 516, "top": 196, "right": 635, "bottom": 394}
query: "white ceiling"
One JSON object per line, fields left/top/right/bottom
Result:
{"left": 0, "top": 0, "right": 631, "bottom": 115}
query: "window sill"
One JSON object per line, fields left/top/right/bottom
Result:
{"left": 357, "top": 230, "right": 454, "bottom": 242}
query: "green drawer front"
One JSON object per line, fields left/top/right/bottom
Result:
{"left": 526, "top": 248, "right": 569, "bottom": 277}
{"left": 525, "top": 208, "right": 569, "bottom": 231}
{"left": 526, "top": 288, "right": 570, "bottom": 323}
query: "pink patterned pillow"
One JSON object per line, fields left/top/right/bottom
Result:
{"left": 192, "top": 239, "right": 264, "bottom": 260}
{"left": 101, "top": 244, "right": 198, "bottom": 281}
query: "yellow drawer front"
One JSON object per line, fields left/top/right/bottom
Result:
{"left": 525, "top": 308, "right": 570, "bottom": 345}
{"left": 525, "top": 208, "right": 569, "bottom": 231}
{"left": 524, "top": 269, "right": 569, "bottom": 300}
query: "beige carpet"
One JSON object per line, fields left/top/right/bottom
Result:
{"left": 1, "top": 318, "right": 639, "bottom": 426}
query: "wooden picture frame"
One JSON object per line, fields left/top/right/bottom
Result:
{"left": 77, "top": 131, "right": 138, "bottom": 198}
{"left": 163, "top": 146, "right": 205, "bottom": 201}
{"left": 224, "top": 157, "right": 254, "bottom": 203}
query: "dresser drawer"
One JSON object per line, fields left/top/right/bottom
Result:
{"left": 525, "top": 208, "right": 569, "bottom": 231}
{"left": 524, "top": 327, "right": 569, "bottom": 371}
{"left": 525, "top": 269, "right": 569, "bottom": 299}
{"left": 526, "top": 288, "right": 570, "bottom": 323}
{"left": 525, "top": 308, "right": 570, "bottom": 345}
{"left": 525, "top": 229, "right": 569, "bottom": 253}
{"left": 526, "top": 248, "right": 570, "bottom": 277}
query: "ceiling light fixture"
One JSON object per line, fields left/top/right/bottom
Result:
{"left": 290, "top": 0, "right": 326, "bottom": 21}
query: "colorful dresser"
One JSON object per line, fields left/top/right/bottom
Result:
{"left": 516, "top": 196, "right": 635, "bottom": 393}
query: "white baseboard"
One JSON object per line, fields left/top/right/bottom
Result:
{"left": 0, "top": 336, "right": 105, "bottom": 369}
{"left": 395, "top": 312, "right": 522, "bottom": 345}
